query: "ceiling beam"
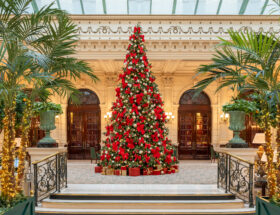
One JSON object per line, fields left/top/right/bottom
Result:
{"left": 102, "top": 0, "right": 107, "bottom": 14}
{"left": 31, "top": 0, "right": 39, "bottom": 13}
{"left": 150, "top": 0, "right": 152, "bottom": 14}
{"left": 239, "top": 0, "right": 249, "bottom": 15}
{"left": 194, "top": 0, "right": 199, "bottom": 15}
{"left": 260, "top": 0, "right": 269, "bottom": 15}
{"left": 172, "top": 0, "right": 177, "bottom": 14}
{"left": 80, "top": 0, "right": 85, "bottom": 14}
{"left": 56, "top": 0, "right": 61, "bottom": 9}
{"left": 127, "top": 0, "right": 129, "bottom": 14}
{"left": 216, "top": 0, "right": 223, "bottom": 14}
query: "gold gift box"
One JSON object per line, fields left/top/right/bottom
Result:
{"left": 106, "top": 168, "right": 114, "bottom": 175}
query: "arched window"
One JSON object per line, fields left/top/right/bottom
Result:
{"left": 179, "top": 89, "right": 210, "bottom": 105}
{"left": 68, "top": 89, "right": 100, "bottom": 105}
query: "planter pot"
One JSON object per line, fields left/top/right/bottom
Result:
{"left": 129, "top": 167, "right": 140, "bottom": 176}
{"left": 95, "top": 166, "right": 102, "bottom": 173}
{"left": 3, "top": 197, "right": 35, "bottom": 215}
{"left": 37, "top": 111, "right": 58, "bottom": 148}
{"left": 256, "top": 196, "right": 280, "bottom": 215}
{"left": 163, "top": 168, "right": 168, "bottom": 174}
{"left": 226, "top": 111, "right": 248, "bottom": 148}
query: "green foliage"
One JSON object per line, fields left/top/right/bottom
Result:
{"left": 0, "top": 193, "right": 26, "bottom": 214}
{"left": 222, "top": 99, "right": 256, "bottom": 114}
{"left": 33, "top": 102, "right": 63, "bottom": 115}
{"left": 251, "top": 92, "right": 279, "bottom": 129}
{"left": 271, "top": 195, "right": 280, "bottom": 207}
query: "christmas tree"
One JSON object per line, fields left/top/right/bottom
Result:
{"left": 99, "top": 26, "right": 178, "bottom": 174}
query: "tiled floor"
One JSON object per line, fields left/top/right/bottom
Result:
{"left": 67, "top": 160, "right": 217, "bottom": 184}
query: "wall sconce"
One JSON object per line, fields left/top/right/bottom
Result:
{"left": 165, "top": 112, "right": 175, "bottom": 122}
{"left": 220, "top": 112, "right": 229, "bottom": 122}
{"left": 104, "top": 112, "right": 112, "bottom": 121}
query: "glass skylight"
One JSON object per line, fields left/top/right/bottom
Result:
{"left": 27, "top": 0, "right": 280, "bottom": 15}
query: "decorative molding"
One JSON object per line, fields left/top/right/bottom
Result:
{"left": 71, "top": 15, "right": 280, "bottom": 60}
{"left": 74, "top": 40, "right": 219, "bottom": 60}
{"left": 161, "top": 76, "right": 174, "bottom": 87}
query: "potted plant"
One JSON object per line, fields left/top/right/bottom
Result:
{"left": 33, "top": 102, "right": 63, "bottom": 148}
{"left": 256, "top": 196, "right": 280, "bottom": 215}
{"left": 0, "top": 195, "right": 34, "bottom": 215}
{"left": 222, "top": 99, "right": 256, "bottom": 148}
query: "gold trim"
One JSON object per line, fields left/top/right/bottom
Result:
{"left": 215, "top": 151, "right": 254, "bottom": 165}
{"left": 32, "top": 152, "right": 60, "bottom": 165}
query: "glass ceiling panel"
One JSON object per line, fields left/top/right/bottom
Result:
{"left": 27, "top": 0, "right": 280, "bottom": 15}
{"left": 129, "top": 0, "right": 150, "bottom": 14}
{"left": 264, "top": 0, "right": 280, "bottom": 14}
{"left": 245, "top": 0, "right": 266, "bottom": 15}
{"left": 82, "top": 0, "right": 104, "bottom": 14}
{"left": 196, "top": 0, "right": 220, "bottom": 15}
{"left": 152, "top": 0, "right": 173, "bottom": 14}
{"left": 59, "top": 0, "right": 82, "bottom": 14}
{"left": 219, "top": 0, "right": 243, "bottom": 15}
{"left": 106, "top": 0, "right": 127, "bottom": 14}
{"left": 176, "top": 0, "right": 197, "bottom": 14}
{"left": 36, "top": 0, "right": 58, "bottom": 9}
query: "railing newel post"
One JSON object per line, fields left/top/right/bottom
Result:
{"left": 225, "top": 154, "right": 228, "bottom": 193}
{"left": 249, "top": 163, "right": 254, "bottom": 208}
{"left": 58, "top": 153, "right": 61, "bottom": 193}
{"left": 34, "top": 163, "right": 38, "bottom": 206}
{"left": 228, "top": 155, "right": 231, "bottom": 193}
{"left": 217, "top": 152, "right": 220, "bottom": 189}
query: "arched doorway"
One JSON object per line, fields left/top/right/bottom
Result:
{"left": 67, "top": 89, "right": 101, "bottom": 159}
{"left": 178, "top": 90, "right": 211, "bottom": 160}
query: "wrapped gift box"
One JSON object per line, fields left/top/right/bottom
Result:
{"left": 129, "top": 167, "right": 140, "bottom": 176}
{"left": 121, "top": 166, "right": 127, "bottom": 176}
{"left": 106, "top": 168, "right": 114, "bottom": 175}
{"left": 114, "top": 169, "right": 121, "bottom": 176}
{"left": 148, "top": 167, "right": 153, "bottom": 175}
{"left": 143, "top": 169, "right": 148, "bottom": 175}
{"left": 95, "top": 166, "right": 102, "bottom": 173}
{"left": 153, "top": 170, "right": 161, "bottom": 175}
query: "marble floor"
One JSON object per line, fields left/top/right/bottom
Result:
{"left": 67, "top": 160, "right": 217, "bottom": 184}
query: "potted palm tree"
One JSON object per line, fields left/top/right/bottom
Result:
{"left": 0, "top": 0, "right": 97, "bottom": 213}
{"left": 194, "top": 30, "right": 280, "bottom": 214}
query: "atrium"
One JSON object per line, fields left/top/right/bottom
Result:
{"left": 0, "top": 0, "right": 280, "bottom": 215}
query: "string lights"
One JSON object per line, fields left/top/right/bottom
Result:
{"left": 0, "top": 98, "right": 17, "bottom": 202}
{"left": 16, "top": 98, "right": 32, "bottom": 193}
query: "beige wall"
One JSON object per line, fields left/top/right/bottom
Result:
{"left": 51, "top": 59, "right": 236, "bottom": 147}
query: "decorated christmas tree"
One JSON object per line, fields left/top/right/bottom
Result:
{"left": 99, "top": 26, "right": 178, "bottom": 175}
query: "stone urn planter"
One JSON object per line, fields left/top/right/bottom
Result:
{"left": 1, "top": 197, "right": 35, "bottom": 215}
{"left": 37, "top": 110, "right": 58, "bottom": 148}
{"left": 256, "top": 196, "right": 280, "bottom": 215}
{"left": 226, "top": 111, "right": 248, "bottom": 148}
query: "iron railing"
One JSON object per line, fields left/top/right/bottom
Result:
{"left": 217, "top": 151, "right": 254, "bottom": 208}
{"left": 33, "top": 152, "right": 67, "bottom": 205}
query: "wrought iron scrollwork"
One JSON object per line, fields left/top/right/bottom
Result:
{"left": 33, "top": 152, "right": 67, "bottom": 205}
{"left": 217, "top": 152, "right": 254, "bottom": 208}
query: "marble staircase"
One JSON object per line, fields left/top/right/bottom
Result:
{"left": 35, "top": 184, "right": 255, "bottom": 215}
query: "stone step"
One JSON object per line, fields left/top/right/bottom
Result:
{"left": 35, "top": 207, "right": 256, "bottom": 215}
{"left": 41, "top": 199, "right": 245, "bottom": 210}
{"left": 50, "top": 193, "right": 236, "bottom": 201}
